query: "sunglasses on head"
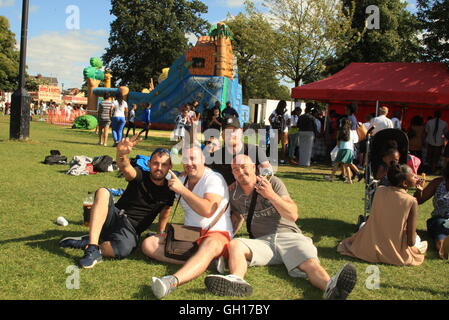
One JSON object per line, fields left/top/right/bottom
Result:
{"left": 151, "top": 148, "right": 171, "bottom": 158}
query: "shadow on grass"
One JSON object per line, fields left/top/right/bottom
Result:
{"left": 0, "top": 229, "right": 84, "bottom": 260}
{"left": 298, "top": 218, "right": 355, "bottom": 243}
{"left": 278, "top": 172, "right": 329, "bottom": 182}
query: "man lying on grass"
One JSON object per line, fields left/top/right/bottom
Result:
{"left": 204, "top": 154, "right": 358, "bottom": 300}
{"left": 59, "top": 135, "right": 175, "bottom": 268}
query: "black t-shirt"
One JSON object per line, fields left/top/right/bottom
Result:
{"left": 115, "top": 168, "right": 175, "bottom": 234}
{"left": 205, "top": 143, "right": 269, "bottom": 186}
{"left": 297, "top": 113, "right": 317, "bottom": 133}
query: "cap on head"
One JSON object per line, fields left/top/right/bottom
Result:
{"left": 222, "top": 116, "right": 241, "bottom": 129}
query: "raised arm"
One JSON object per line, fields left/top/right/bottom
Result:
{"left": 255, "top": 176, "right": 298, "bottom": 222}
{"left": 166, "top": 169, "right": 223, "bottom": 218}
{"left": 414, "top": 177, "right": 441, "bottom": 204}
{"left": 116, "top": 134, "right": 143, "bottom": 181}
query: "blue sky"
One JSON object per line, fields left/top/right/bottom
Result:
{"left": 0, "top": 0, "right": 418, "bottom": 89}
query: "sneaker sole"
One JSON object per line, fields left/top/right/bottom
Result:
{"left": 152, "top": 277, "right": 168, "bottom": 299}
{"left": 79, "top": 258, "right": 102, "bottom": 269}
{"left": 59, "top": 235, "right": 89, "bottom": 248}
{"left": 333, "top": 264, "right": 357, "bottom": 300}
{"left": 205, "top": 275, "right": 252, "bottom": 297}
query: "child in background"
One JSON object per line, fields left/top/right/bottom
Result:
{"left": 330, "top": 119, "right": 356, "bottom": 184}
{"left": 173, "top": 107, "right": 191, "bottom": 142}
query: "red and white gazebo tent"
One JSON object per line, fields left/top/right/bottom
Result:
{"left": 291, "top": 62, "right": 449, "bottom": 128}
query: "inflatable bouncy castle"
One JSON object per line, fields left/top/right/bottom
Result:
{"left": 87, "top": 23, "right": 249, "bottom": 130}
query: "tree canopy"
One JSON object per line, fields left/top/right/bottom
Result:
{"left": 325, "top": 0, "right": 421, "bottom": 75}
{"left": 225, "top": 10, "right": 290, "bottom": 104}
{"left": 417, "top": 0, "right": 449, "bottom": 64}
{"left": 0, "top": 16, "right": 20, "bottom": 92}
{"left": 102, "top": 0, "right": 209, "bottom": 91}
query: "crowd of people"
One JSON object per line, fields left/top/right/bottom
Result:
{"left": 57, "top": 97, "right": 449, "bottom": 300}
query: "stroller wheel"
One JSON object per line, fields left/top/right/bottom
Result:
{"left": 356, "top": 215, "right": 369, "bottom": 231}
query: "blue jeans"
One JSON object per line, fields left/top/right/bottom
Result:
{"left": 111, "top": 117, "right": 126, "bottom": 143}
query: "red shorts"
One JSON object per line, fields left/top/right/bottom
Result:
{"left": 196, "top": 230, "right": 231, "bottom": 258}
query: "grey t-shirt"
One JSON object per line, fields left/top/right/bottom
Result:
{"left": 230, "top": 176, "right": 301, "bottom": 238}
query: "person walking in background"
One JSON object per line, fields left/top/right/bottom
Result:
{"left": 297, "top": 103, "right": 317, "bottom": 166}
{"left": 125, "top": 104, "right": 137, "bottom": 138}
{"left": 425, "top": 110, "right": 448, "bottom": 174}
{"left": 369, "top": 106, "right": 393, "bottom": 135}
{"left": 97, "top": 93, "right": 113, "bottom": 147}
{"left": 269, "top": 100, "right": 290, "bottom": 165}
{"left": 328, "top": 119, "right": 362, "bottom": 184}
{"left": 140, "top": 103, "right": 152, "bottom": 140}
{"left": 288, "top": 107, "right": 301, "bottom": 165}
{"left": 111, "top": 92, "right": 128, "bottom": 146}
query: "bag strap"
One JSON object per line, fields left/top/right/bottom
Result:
{"left": 169, "top": 175, "right": 189, "bottom": 225}
{"left": 246, "top": 190, "right": 259, "bottom": 239}
{"left": 205, "top": 202, "right": 230, "bottom": 232}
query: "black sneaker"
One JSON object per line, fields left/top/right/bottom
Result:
{"left": 205, "top": 274, "right": 253, "bottom": 297}
{"left": 323, "top": 263, "right": 357, "bottom": 300}
{"left": 79, "top": 244, "right": 102, "bottom": 269}
{"left": 59, "top": 235, "right": 89, "bottom": 249}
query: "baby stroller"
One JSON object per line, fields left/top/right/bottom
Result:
{"left": 357, "top": 128, "right": 409, "bottom": 229}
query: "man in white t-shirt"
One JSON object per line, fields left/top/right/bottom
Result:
{"left": 142, "top": 145, "right": 233, "bottom": 299}
{"left": 369, "top": 106, "right": 393, "bottom": 135}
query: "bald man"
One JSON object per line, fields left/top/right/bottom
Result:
{"left": 142, "top": 145, "right": 233, "bottom": 299}
{"left": 205, "top": 154, "right": 357, "bottom": 300}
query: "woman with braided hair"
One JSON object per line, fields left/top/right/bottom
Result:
{"left": 337, "top": 163, "right": 427, "bottom": 266}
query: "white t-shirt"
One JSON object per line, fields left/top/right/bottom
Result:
{"left": 179, "top": 168, "right": 233, "bottom": 237}
{"left": 370, "top": 115, "right": 394, "bottom": 135}
{"left": 113, "top": 100, "right": 128, "bottom": 118}
{"left": 270, "top": 111, "right": 291, "bottom": 133}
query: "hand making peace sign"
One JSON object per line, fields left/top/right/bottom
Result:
{"left": 116, "top": 134, "right": 143, "bottom": 157}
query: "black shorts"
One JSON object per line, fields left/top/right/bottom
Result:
{"left": 99, "top": 191, "right": 139, "bottom": 259}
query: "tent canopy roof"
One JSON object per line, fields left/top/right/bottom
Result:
{"left": 291, "top": 62, "right": 449, "bottom": 106}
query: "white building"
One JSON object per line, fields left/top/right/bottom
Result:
{"left": 248, "top": 99, "right": 306, "bottom": 125}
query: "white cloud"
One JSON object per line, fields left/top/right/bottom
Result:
{"left": 217, "top": 0, "right": 245, "bottom": 8}
{"left": 24, "top": 30, "right": 108, "bottom": 88}
{"left": 29, "top": 5, "right": 39, "bottom": 13}
{"left": 0, "top": 0, "right": 15, "bottom": 8}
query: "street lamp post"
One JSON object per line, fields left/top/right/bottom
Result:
{"left": 10, "top": 0, "right": 30, "bottom": 140}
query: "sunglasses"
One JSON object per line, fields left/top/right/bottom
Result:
{"left": 151, "top": 148, "right": 171, "bottom": 158}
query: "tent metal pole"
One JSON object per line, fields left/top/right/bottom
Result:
{"left": 376, "top": 100, "right": 379, "bottom": 117}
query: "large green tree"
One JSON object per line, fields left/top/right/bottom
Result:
{"left": 0, "top": 16, "right": 20, "bottom": 91}
{"left": 225, "top": 10, "right": 290, "bottom": 104}
{"left": 102, "top": 0, "right": 209, "bottom": 91}
{"left": 253, "top": 0, "right": 355, "bottom": 87}
{"left": 417, "top": 0, "right": 449, "bottom": 64}
{"left": 325, "top": 0, "right": 421, "bottom": 75}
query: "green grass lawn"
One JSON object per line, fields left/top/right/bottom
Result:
{"left": 0, "top": 115, "right": 447, "bottom": 300}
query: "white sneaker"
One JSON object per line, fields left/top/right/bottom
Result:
{"left": 204, "top": 274, "right": 253, "bottom": 297}
{"left": 323, "top": 263, "right": 357, "bottom": 300}
{"left": 151, "top": 275, "right": 178, "bottom": 299}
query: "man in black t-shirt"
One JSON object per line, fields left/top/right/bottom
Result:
{"left": 60, "top": 136, "right": 175, "bottom": 268}
{"left": 205, "top": 116, "right": 271, "bottom": 186}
